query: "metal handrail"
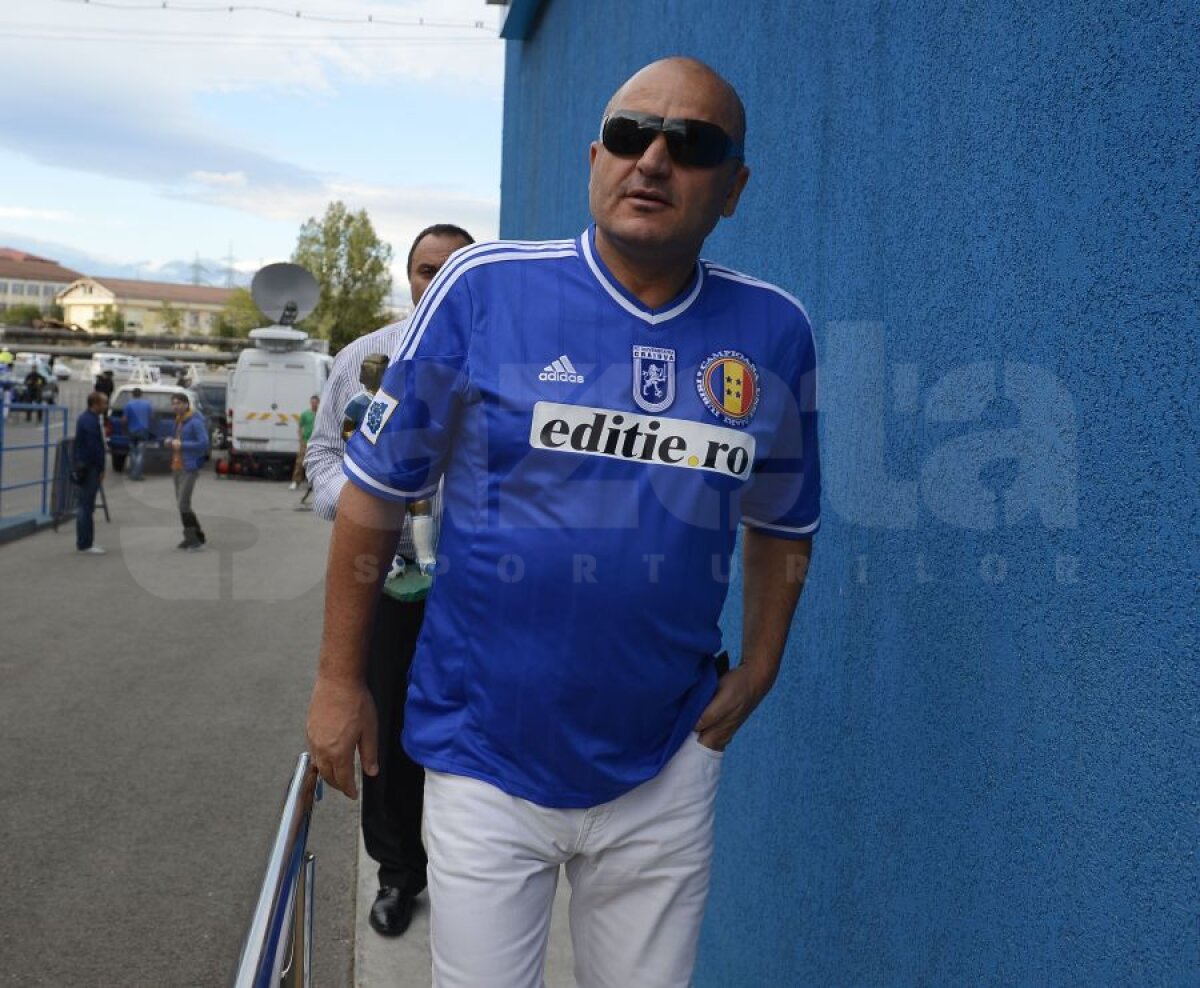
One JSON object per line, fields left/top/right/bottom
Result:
{"left": 0, "top": 403, "right": 69, "bottom": 520}
{"left": 233, "top": 753, "right": 321, "bottom": 988}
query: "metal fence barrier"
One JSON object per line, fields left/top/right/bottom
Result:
{"left": 0, "top": 403, "right": 70, "bottom": 532}
{"left": 233, "top": 753, "right": 322, "bottom": 988}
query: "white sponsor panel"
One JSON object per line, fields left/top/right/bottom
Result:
{"left": 529, "top": 401, "right": 755, "bottom": 479}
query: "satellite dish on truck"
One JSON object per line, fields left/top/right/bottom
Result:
{"left": 228, "top": 265, "right": 334, "bottom": 477}
{"left": 251, "top": 262, "right": 319, "bottom": 327}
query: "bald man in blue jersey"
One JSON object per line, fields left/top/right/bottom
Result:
{"left": 308, "top": 57, "right": 819, "bottom": 987}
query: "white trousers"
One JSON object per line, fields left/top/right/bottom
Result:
{"left": 422, "top": 734, "right": 724, "bottom": 988}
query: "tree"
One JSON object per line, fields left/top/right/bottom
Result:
{"left": 159, "top": 301, "right": 184, "bottom": 334}
{"left": 214, "top": 287, "right": 267, "bottom": 338}
{"left": 91, "top": 305, "right": 126, "bottom": 334}
{"left": 2, "top": 304, "right": 44, "bottom": 327}
{"left": 291, "top": 201, "right": 393, "bottom": 352}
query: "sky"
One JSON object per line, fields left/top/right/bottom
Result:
{"left": 0, "top": 0, "right": 506, "bottom": 305}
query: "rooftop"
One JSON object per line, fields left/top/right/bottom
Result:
{"left": 68, "top": 277, "right": 235, "bottom": 306}
{"left": 0, "top": 248, "right": 83, "bottom": 284}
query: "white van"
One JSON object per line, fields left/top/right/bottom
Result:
{"left": 227, "top": 327, "right": 331, "bottom": 477}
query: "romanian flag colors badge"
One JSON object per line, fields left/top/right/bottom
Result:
{"left": 697, "top": 350, "right": 760, "bottom": 427}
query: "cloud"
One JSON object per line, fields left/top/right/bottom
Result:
{"left": 0, "top": 0, "right": 503, "bottom": 293}
{"left": 185, "top": 173, "right": 495, "bottom": 229}
{"left": 0, "top": 206, "right": 71, "bottom": 223}
{"left": 0, "top": 72, "right": 325, "bottom": 196}
{"left": 0, "top": 0, "right": 503, "bottom": 191}
{"left": 188, "top": 170, "right": 249, "bottom": 189}
{"left": 177, "top": 174, "right": 499, "bottom": 295}
{"left": 0, "top": 1, "right": 504, "bottom": 94}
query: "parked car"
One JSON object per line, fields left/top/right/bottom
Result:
{"left": 87, "top": 351, "right": 140, "bottom": 383}
{"left": 18, "top": 353, "right": 73, "bottom": 380}
{"left": 192, "top": 377, "right": 229, "bottom": 450}
{"left": 106, "top": 383, "right": 208, "bottom": 473}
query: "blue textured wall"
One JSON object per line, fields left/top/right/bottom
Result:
{"left": 499, "top": 3, "right": 1198, "bottom": 984}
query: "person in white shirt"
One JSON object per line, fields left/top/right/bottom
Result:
{"left": 304, "top": 223, "right": 473, "bottom": 936}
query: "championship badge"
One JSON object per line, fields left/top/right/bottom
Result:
{"left": 632, "top": 345, "right": 676, "bottom": 413}
{"left": 696, "top": 350, "right": 759, "bottom": 427}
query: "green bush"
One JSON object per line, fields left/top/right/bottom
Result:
{"left": 2, "top": 304, "right": 45, "bottom": 326}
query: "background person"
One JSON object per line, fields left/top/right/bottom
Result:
{"left": 73, "top": 391, "right": 109, "bottom": 555}
{"left": 306, "top": 57, "right": 820, "bottom": 988}
{"left": 0, "top": 347, "right": 14, "bottom": 420}
{"left": 304, "top": 222, "right": 474, "bottom": 937}
{"left": 94, "top": 369, "right": 114, "bottom": 398}
{"left": 123, "top": 387, "right": 153, "bottom": 481}
{"left": 166, "top": 392, "right": 209, "bottom": 550}
{"left": 289, "top": 394, "right": 319, "bottom": 492}
{"left": 22, "top": 363, "right": 46, "bottom": 422}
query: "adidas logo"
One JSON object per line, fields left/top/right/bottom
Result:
{"left": 538, "top": 355, "right": 585, "bottom": 384}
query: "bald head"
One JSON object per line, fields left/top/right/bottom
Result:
{"left": 588, "top": 55, "right": 752, "bottom": 300}
{"left": 606, "top": 57, "right": 746, "bottom": 146}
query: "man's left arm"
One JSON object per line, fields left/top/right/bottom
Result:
{"left": 181, "top": 417, "right": 208, "bottom": 453}
{"left": 694, "top": 529, "right": 812, "bottom": 750}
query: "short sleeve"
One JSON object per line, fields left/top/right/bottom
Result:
{"left": 739, "top": 314, "right": 821, "bottom": 539}
{"left": 343, "top": 271, "right": 473, "bottom": 502}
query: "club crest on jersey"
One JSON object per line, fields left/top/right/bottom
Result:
{"left": 359, "top": 391, "right": 398, "bottom": 445}
{"left": 697, "top": 350, "right": 759, "bottom": 427}
{"left": 632, "top": 345, "right": 676, "bottom": 413}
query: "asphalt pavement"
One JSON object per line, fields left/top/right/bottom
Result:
{"left": 0, "top": 471, "right": 355, "bottom": 986}
{"left": 0, "top": 461, "right": 576, "bottom": 987}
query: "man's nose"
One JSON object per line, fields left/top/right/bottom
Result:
{"left": 636, "top": 133, "right": 672, "bottom": 176}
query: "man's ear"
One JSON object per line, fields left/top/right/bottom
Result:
{"left": 587, "top": 142, "right": 601, "bottom": 195}
{"left": 722, "top": 164, "right": 751, "bottom": 218}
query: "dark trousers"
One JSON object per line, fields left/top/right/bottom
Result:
{"left": 363, "top": 594, "right": 427, "bottom": 895}
{"left": 75, "top": 466, "right": 101, "bottom": 549}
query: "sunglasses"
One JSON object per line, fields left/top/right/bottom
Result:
{"left": 600, "top": 110, "right": 744, "bottom": 168}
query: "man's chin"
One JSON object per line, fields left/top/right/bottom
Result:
{"left": 603, "top": 216, "right": 677, "bottom": 252}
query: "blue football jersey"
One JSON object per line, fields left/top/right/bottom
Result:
{"left": 345, "top": 226, "right": 820, "bottom": 808}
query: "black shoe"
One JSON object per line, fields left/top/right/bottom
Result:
{"left": 178, "top": 539, "right": 202, "bottom": 550}
{"left": 368, "top": 887, "right": 415, "bottom": 937}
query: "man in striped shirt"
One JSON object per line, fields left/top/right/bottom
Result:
{"left": 305, "top": 222, "right": 473, "bottom": 937}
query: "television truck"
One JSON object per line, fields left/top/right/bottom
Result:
{"left": 220, "top": 264, "right": 331, "bottom": 480}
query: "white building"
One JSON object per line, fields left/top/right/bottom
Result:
{"left": 0, "top": 248, "right": 83, "bottom": 315}
{"left": 58, "top": 277, "right": 234, "bottom": 336}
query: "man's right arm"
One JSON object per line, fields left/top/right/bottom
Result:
{"left": 73, "top": 417, "right": 87, "bottom": 464}
{"left": 306, "top": 483, "right": 406, "bottom": 798}
{"left": 305, "top": 341, "right": 364, "bottom": 521}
